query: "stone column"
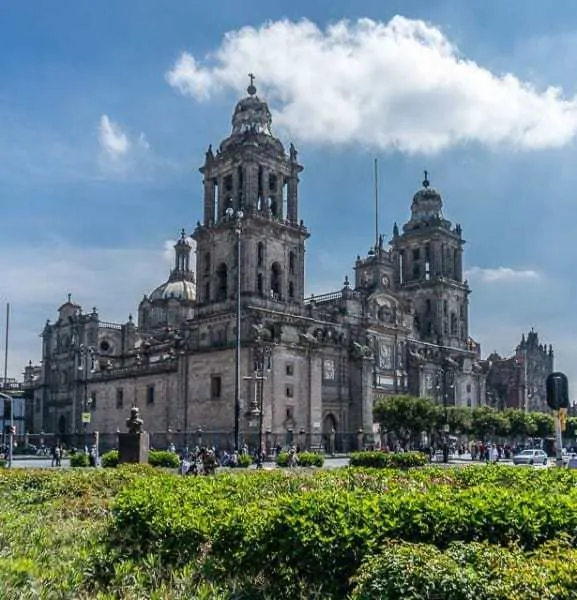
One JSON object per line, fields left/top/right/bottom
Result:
{"left": 203, "top": 176, "right": 215, "bottom": 226}
{"left": 287, "top": 173, "right": 298, "bottom": 223}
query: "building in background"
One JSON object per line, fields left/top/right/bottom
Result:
{"left": 484, "top": 329, "right": 554, "bottom": 412}
{"left": 25, "top": 80, "right": 487, "bottom": 451}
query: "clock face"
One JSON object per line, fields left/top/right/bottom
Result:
{"left": 380, "top": 274, "right": 390, "bottom": 288}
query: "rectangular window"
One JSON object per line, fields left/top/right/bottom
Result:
{"left": 443, "top": 300, "right": 448, "bottom": 316}
{"left": 285, "top": 384, "right": 294, "bottom": 398}
{"left": 146, "top": 384, "right": 155, "bottom": 405}
{"left": 116, "top": 388, "right": 124, "bottom": 409}
{"left": 412, "top": 248, "right": 420, "bottom": 261}
{"left": 425, "top": 299, "right": 431, "bottom": 313}
{"left": 90, "top": 391, "right": 97, "bottom": 411}
{"left": 211, "top": 375, "right": 222, "bottom": 398}
{"left": 466, "top": 383, "right": 472, "bottom": 393}
{"left": 286, "top": 406, "right": 294, "bottom": 419}
{"left": 285, "top": 363, "right": 294, "bottom": 376}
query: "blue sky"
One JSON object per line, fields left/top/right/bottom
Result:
{"left": 1, "top": 1, "right": 576, "bottom": 388}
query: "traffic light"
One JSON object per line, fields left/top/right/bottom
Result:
{"left": 546, "top": 372, "right": 569, "bottom": 410}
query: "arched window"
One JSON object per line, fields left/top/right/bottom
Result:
{"left": 257, "top": 273, "right": 263, "bottom": 295}
{"left": 270, "top": 262, "right": 282, "bottom": 299}
{"left": 204, "top": 282, "right": 210, "bottom": 302}
{"left": 203, "top": 252, "right": 210, "bottom": 274}
{"left": 237, "top": 165, "right": 244, "bottom": 207}
{"left": 288, "top": 281, "right": 294, "bottom": 299}
{"left": 216, "top": 263, "right": 228, "bottom": 301}
{"left": 289, "top": 251, "right": 295, "bottom": 274}
{"left": 450, "top": 312, "right": 458, "bottom": 336}
{"left": 257, "top": 242, "right": 264, "bottom": 267}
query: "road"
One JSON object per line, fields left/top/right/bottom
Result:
{"left": 6, "top": 455, "right": 551, "bottom": 470}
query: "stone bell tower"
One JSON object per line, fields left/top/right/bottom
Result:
{"left": 391, "top": 172, "right": 469, "bottom": 349}
{"left": 193, "top": 75, "right": 309, "bottom": 311}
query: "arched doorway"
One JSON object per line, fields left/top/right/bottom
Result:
{"left": 323, "top": 413, "right": 338, "bottom": 453}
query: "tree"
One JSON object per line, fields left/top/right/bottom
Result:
{"left": 471, "top": 406, "right": 508, "bottom": 442}
{"left": 445, "top": 406, "right": 473, "bottom": 436}
{"left": 503, "top": 408, "right": 536, "bottom": 441}
{"left": 532, "top": 412, "right": 554, "bottom": 438}
{"left": 373, "top": 395, "right": 439, "bottom": 448}
{"left": 565, "top": 417, "right": 577, "bottom": 441}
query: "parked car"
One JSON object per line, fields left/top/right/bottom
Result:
{"left": 512, "top": 449, "right": 548, "bottom": 466}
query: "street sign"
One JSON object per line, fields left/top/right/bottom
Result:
{"left": 81, "top": 412, "right": 92, "bottom": 424}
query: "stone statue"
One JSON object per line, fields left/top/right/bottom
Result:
{"left": 126, "top": 407, "right": 144, "bottom": 434}
{"left": 289, "top": 142, "right": 298, "bottom": 162}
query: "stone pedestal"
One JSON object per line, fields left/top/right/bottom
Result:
{"left": 118, "top": 432, "right": 150, "bottom": 464}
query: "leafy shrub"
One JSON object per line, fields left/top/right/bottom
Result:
{"left": 101, "top": 450, "right": 119, "bottom": 468}
{"left": 298, "top": 451, "right": 325, "bottom": 467}
{"left": 276, "top": 451, "right": 324, "bottom": 467}
{"left": 350, "top": 540, "right": 577, "bottom": 599}
{"left": 69, "top": 452, "right": 89, "bottom": 468}
{"left": 237, "top": 453, "right": 252, "bottom": 468}
{"left": 0, "top": 458, "right": 5, "bottom": 468}
{"left": 350, "top": 451, "right": 428, "bottom": 469}
{"left": 148, "top": 450, "right": 179, "bottom": 468}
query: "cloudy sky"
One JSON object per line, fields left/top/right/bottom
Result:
{"left": 0, "top": 1, "right": 575, "bottom": 387}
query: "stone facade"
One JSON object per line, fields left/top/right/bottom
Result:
{"left": 484, "top": 329, "right": 554, "bottom": 412}
{"left": 25, "top": 80, "right": 488, "bottom": 451}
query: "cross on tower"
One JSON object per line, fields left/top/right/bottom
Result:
{"left": 247, "top": 73, "right": 256, "bottom": 95}
{"left": 423, "top": 170, "right": 430, "bottom": 188}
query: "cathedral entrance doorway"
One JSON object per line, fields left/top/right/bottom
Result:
{"left": 323, "top": 413, "right": 338, "bottom": 454}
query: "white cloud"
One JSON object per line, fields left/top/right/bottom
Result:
{"left": 466, "top": 266, "right": 540, "bottom": 282}
{"left": 167, "top": 16, "right": 577, "bottom": 153}
{"left": 98, "top": 114, "right": 129, "bottom": 159}
{"left": 138, "top": 132, "right": 151, "bottom": 151}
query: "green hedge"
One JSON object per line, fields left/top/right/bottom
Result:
{"left": 148, "top": 450, "right": 180, "bottom": 468}
{"left": 0, "top": 458, "right": 6, "bottom": 468}
{"left": 351, "top": 540, "right": 577, "bottom": 599}
{"left": 298, "top": 451, "right": 325, "bottom": 467}
{"left": 276, "top": 451, "right": 325, "bottom": 467}
{"left": 69, "top": 452, "right": 89, "bottom": 468}
{"left": 349, "top": 451, "right": 428, "bottom": 469}
{"left": 236, "top": 453, "right": 252, "bottom": 468}
{"left": 101, "top": 450, "right": 119, "bottom": 468}
{"left": 102, "top": 467, "right": 577, "bottom": 598}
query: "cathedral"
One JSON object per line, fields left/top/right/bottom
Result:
{"left": 484, "top": 329, "right": 554, "bottom": 413}
{"left": 26, "top": 80, "right": 487, "bottom": 451}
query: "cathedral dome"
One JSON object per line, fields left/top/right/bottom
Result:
{"left": 231, "top": 77, "right": 273, "bottom": 136}
{"left": 149, "top": 279, "right": 196, "bottom": 302}
{"left": 410, "top": 171, "right": 443, "bottom": 222}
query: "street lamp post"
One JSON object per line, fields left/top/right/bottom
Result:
{"left": 226, "top": 206, "right": 244, "bottom": 451}
{"left": 78, "top": 344, "right": 95, "bottom": 453}
{"left": 436, "top": 360, "right": 454, "bottom": 464}
{"left": 0, "top": 391, "right": 15, "bottom": 468}
{"left": 250, "top": 328, "right": 272, "bottom": 469}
